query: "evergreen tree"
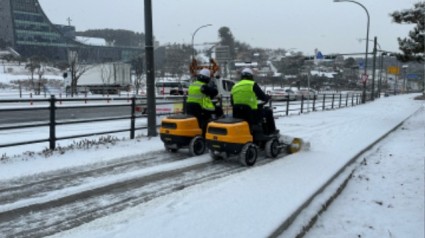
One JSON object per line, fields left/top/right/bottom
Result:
{"left": 218, "top": 27, "right": 236, "bottom": 59}
{"left": 391, "top": 2, "right": 425, "bottom": 62}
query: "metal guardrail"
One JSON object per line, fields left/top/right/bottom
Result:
{"left": 270, "top": 92, "right": 363, "bottom": 116}
{"left": 0, "top": 96, "right": 140, "bottom": 150}
{"left": 0, "top": 92, "right": 364, "bottom": 150}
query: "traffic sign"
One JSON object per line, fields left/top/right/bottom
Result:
{"left": 407, "top": 73, "right": 418, "bottom": 79}
{"left": 387, "top": 66, "right": 400, "bottom": 75}
{"left": 215, "top": 46, "right": 230, "bottom": 63}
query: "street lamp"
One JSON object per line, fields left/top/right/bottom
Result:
{"left": 191, "top": 24, "right": 212, "bottom": 59}
{"left": 334, "top": 0, "right": 370, "bottom": 103}
{"left": 358, "top": 38, "right": 380, "bottom": 50}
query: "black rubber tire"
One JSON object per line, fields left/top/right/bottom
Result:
{"left": 239, "top": 143, "right": 257, "bottom": 166}
{"left": 189, "top": 136, "right": 206, "bottom": 156}
{"left": 265, "top": 138, "right": 280, "bottom": 158}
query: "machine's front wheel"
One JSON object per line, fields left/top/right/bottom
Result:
{"left": 265, "top": 138, "right": 280, "bottom": 158}
{"left": 239, "top": 143, "right": 257, "bottom": 166}
{"left": 189, "top": 136, "right": 206, "bottom": 156}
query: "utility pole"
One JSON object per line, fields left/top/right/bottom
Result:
{"left": 371, "top": 37, "right": 377, "bottom": 100}
{"left": 144, "top": 0, "right": 157, "bottom": 137}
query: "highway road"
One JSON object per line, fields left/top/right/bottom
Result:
{"left": 0, "top": 105, "right": 133, "bottom": 124}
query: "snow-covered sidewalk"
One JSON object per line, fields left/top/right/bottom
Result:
{"left": 305, "top": 106, "right": 425, "bottom": 238}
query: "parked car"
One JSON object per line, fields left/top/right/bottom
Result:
{"left": 267, "top": 88, "right": 296, "bottom": 101}
{"left": 296, "top": 88, "right": 317, "bottom": 100}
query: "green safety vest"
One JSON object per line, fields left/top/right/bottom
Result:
{"left": 231, "top": 79, "right": 257, "bottom": 109}
{"left": 187, "top": 81, "right": 215, "bottom": 111}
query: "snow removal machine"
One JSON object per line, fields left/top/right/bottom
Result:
{"left": 205, "top": 103, "right": 307, "bottom": 166}
{"left": 159, "top": 58, "right": 221, "bottom": 156}
{"left": 160, "top": 114, "right": 206, "bottom": 155}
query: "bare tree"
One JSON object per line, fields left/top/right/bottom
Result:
{"left": 25, "top": 57, "right": 40, "bottom": 92}
{"left": 131, "top": 56, "right": 144, "bottom": 95}
{"left": 100, "top": 63, "right": 113, "bottom": 95}
{"left": 68, "top": 50, "right": 90, "bottom": 97}
{"left": 100, "top": 63, "right": 113, "bottom": 84}
{"left": 36, "top": 64, "right": 45, "bottom": 95}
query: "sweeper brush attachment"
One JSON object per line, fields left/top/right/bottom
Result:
{"left": 279, "top": 135, "right": 310, "bottom": 154}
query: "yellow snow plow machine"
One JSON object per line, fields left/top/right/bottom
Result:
{"left": 205, "top": 116, "right": 307, "bottom": 166}
{"left": 159, "top": 57, "right": 222, "bottom": 156}
{"left": 159, "top": 114, "right": 206, "bottom": 156}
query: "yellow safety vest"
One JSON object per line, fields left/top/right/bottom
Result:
{"left": 231, "top": 79, "right": 257, "bottom": 109}
{"left": 187, "top": 81, "right": 215, "bottom": 111}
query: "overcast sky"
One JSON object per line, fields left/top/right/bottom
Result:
{"left": 38, "top": 0, "right": 418, "bottom": 56}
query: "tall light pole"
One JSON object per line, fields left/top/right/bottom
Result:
{"left": 191, "top": 24, "right": 212, "bottom": 59}
{"left": 334, "top": 0, "right": 370, "bottom": 103}
{"left": 144, "top": 0, "right": 157, "bottom": 136}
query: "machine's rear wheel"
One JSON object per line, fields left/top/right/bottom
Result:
{"left": 239, "top": 143, "right": 257, "bottom": 166}
{"left": 189, "top": 136, "right": 206, "bottom": 156}
{"left": 265, "top": 138, "right": 280, "bottom": 158}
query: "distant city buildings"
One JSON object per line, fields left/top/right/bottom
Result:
{"left": 0, "top": 0, "right": 143, "bottom": 62}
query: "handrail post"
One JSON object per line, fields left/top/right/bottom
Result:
{"left": 285, "top": 99, "right": 290, "bottom": 116}
{"left": 130, "top": 96, "right": 136, "bottom": 139}
{"left": 331, "top": 94, "right": 335, "bottom": 109}
{"left": 49, "top": 95, "right": 56, "bottom": 150}
{"left": 339, "top": 94, "right": 342, "bottom": 108}
{"left": 346, "top": 93, "right": 349, "bottom": 107}
{"left": 312, "top": 96, "right": 316, "bottom": 111}
{"left": 19, "top": 82, "right": 22, "bottom": 98}
{"left": 322, "top": 94, "right": 326, "bottom": 111}
{"left": 300, "top": 96, "right": 304, "bottom": 114}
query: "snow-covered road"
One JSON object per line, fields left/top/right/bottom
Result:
{"left": 0, "top": 94, "right": 423, "bottom": 238}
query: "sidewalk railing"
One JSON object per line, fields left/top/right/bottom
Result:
{"left": 0, "top": 92, "right": 364, "bottom": 150}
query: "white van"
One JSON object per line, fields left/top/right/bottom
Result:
{"left": 155, "top": 81, "right": 189, "bottom": 95}
{"left": 211, "top": 76, "right": 235, "bottom": 97}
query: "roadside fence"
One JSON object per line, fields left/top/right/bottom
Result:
{"left": 0, "top": 92, "right": 364, "bottom": 150}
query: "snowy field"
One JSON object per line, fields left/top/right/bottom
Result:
{"left": 0, "top": 92, "right": 423, "bottom": 237}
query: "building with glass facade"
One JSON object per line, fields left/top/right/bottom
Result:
{"left": 0, "top": 0, "right": 143, "bottom": 62}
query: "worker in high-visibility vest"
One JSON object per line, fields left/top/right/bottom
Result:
{"left": 231, "top": 68, "right": 277, "bottom": 135}
{"left": 186, "top": 68, "right": 223, "bottom": 134}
